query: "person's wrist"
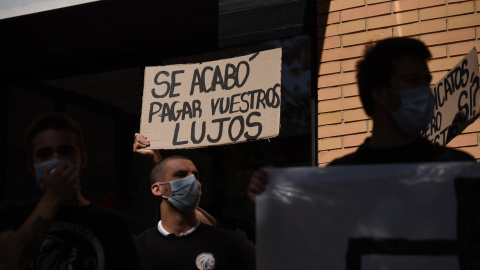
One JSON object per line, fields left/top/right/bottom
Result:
{"left": 153, "top": 150, "right": 162, "bottom": 164}
{"left": 39, "top": 191, "right": 64, "bottom": 213}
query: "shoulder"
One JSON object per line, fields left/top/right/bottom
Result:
{"left": 135, "top": 227, "right": 161, "bottom": 243}
{"left": 135, "top": 227, "right": 158, "bottom": 238}
{"left": 134, "top": 227, "right": 167, "bottom": 254}
{"left": 197, "top": 223, "right": 231, "bottom": 236}
{"left": 197, "top": 224, "right": 254, "bottom": 247}
{"left": 431, "top": 143, "right": 476, "bottom": 161}
{"left": 329, "top": 152, "right": 357, "bottom": 166}
{"left": 450, "top": 148, "right": 476, "bottom": 161}
{"left": 0, "top": 200, "right": 22, "bottom": 212}
{"left": 328, "top": 138, "right": 371, "bottom": 166}
{"left": 74, "top": 203, "right": 132, "bottom": 233}
{"left": 328, "top": 145, "right": 367, "bottom": 166}
{"left": 0, "top": 200, "right": 37, "bottom": 232}
{"left": 0, "top": 200, "right": 36, "bottom": 212}
{"left": 82, "top": 203, "right": 127, "bottom": 219}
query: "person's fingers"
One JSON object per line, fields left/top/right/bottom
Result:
{"left": 56, "top": 161, "right": 71, "bottom": 174}
{"left": 69, "top": 171, "right": 81, "bottom": 190}
{"left": 43, "top": 162, "right": 74, "bottom": 185}
{"left": 247, "top": 167, "right": 272, "bottom": 203}
{"left": 252, "top": 169, "right": 269, "bottom": 185}
{"left": 247, "top": 182, "right": 265, "bottom": 196}
{"left": 136, "top": 149, "right": 154, "bottom": 156}
{"left": 249, "top": 177, "right": 267, "bottom": 192}
{"left": 133, "top": 133, "right": 150, "bottom": 151}
{"left": 42, "top": 161, "right": 67, "bottom": 179}
{"left": 247, "top": 185, "right": 263, "bottom": 203}
{"left": 42, "top": 162, "right": 78, "bottom": 203}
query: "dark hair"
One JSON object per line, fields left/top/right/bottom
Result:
{"left": 25, "top": 112, "right": 86, "bottom": 161}
{"left": 356, "top": 37, "right": 432, "bottom": 115}
{"left": 150, "top": 155, "right": 193, "bottom": 185}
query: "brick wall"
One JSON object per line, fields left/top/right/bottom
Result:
{"left": 317, "top": 0, "right": 480, "bottom": 166}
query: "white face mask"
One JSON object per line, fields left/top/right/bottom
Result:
{"left": 33, "top": 158, "right": 80, "bottom": 192}
{"left": 157, "top": 174, "right": 202, "bottom": 213}
{"left": 387, "top": 86, "right": 435, "bottom": 135}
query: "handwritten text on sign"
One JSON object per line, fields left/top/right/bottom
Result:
{"left": 420, "top": 47, "right": 479, "bottom": 145}
{"left": 140, "top": 48, "right": 282, "bottom": 149}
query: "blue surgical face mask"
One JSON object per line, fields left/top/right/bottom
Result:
{"left": 33, "top": 158, "right": 80, "bottom": 192}
{"left": 158, "top": 174, "right": 202, "bottom": 213}
{"left": 387, "top": 86, "right": 435, "bottom": 135}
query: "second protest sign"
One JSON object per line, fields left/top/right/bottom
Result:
{"left": 420, "top": 47, "right": 480, "bottom": 145}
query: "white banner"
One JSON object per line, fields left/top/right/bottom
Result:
{"left": 256, "top": 162, "right": 480, "bottom": 270}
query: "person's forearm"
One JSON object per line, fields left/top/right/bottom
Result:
{"left": 196, "top": 207, "right": 216, "bottom": 226}
{"left": 152, "top": 150, "right": 163, "bottom": 164}
{"left": 0, "top": 197, "right": 60, "bottom": 270}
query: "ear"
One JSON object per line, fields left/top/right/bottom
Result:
{"left": 372, "top": 86, "right": 389, "bottom": 108}
{"left": 151, "top": 183, "right": 164, "bottom": 196}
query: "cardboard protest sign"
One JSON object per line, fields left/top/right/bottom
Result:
{"left": 140, "top": 48, "right": 282, "bottom": 149}
{"left": 256, "top": 163, "right": 480, "bottom": 270}
{"left": 420, "top": 47, "right": 480, "bottom": 145}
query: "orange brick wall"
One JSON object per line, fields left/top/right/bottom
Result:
{"left": 317, "top": 0, "right": 480, "bottom": 166}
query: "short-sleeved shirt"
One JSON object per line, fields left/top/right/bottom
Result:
{"left": 0, "top": 200, "right": 139, "bottom": 270}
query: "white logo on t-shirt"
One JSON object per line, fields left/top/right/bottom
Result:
{"left": 195, "top": 252, "right": 216, "bottom": 270}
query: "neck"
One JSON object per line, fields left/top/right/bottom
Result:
{"left": 65, "top": 191, "right": 90, "bottom": 207}
{"left": 160, "top": 202, "right": 198, "bottom": 236}
{"left": 369, "top": 110, "right": 417, "bottom": 148}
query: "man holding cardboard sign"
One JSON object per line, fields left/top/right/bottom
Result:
{"left": 134, "top": 155, "right": 255, "bottom": 270}
{"left": 133, "top": 132, "right": 217, "bottom": 227}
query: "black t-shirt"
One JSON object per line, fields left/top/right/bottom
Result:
{"left": 330, "top": 136, "right": 475, "bottom": 165}
{"left": 134, "top": 223, "right": 256, "bottom": 270}
{"left": 0, "top": 200, "right": 139, "bottom": 270}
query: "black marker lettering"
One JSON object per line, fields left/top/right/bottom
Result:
{"left": 207, "top": 117, "right": 230, "bottom": 143}
{"left": 224, "top": 63, "right": 236, "bottom": 90}
{"left": 245, "top": 112, "right": 262, "bottom": 140}
{"left": 169, "top": 70, "right": 184, "bottom": 98}
{"left": 152, "top": 71, "right": 170, "bottom": 98}
{"left": 229, "top": 93, "right": 241, "bottom": 114}
{"left": 172, "top": 123, "right": 188, "bottom": 145}
{"left": 202, "top": 66, "right": 214, "bottom": 93}
{"left": 192, "top": 100, "right": 202, "bottom": 118}
{"left": 239, "top": 92, "right": 250, "bottom": 113}
{"left": 256, "top": 90, "right": 266, "bottom": 109}
{"left": 236, "top": 61, "right": 250, "bottom": 88}
{"left": 228, "top": 116, "right": 244, "bottom": 141}
{"left": 211, "top": 65, "right": 224, "bottom": 92}
{"left": 149, "top": 102, "right": 162, "bottom": 123}
{"left": 179, "top": 102, "right": 192, "bottom": 121}
{"left": 191, "top": 121, "right": 206, "bottom": 144}
{"left": 190, "top": 69, "right": 202, "bottom": 95}
{"left": 458, "top": 90, "right": 469, "bottom": 124}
